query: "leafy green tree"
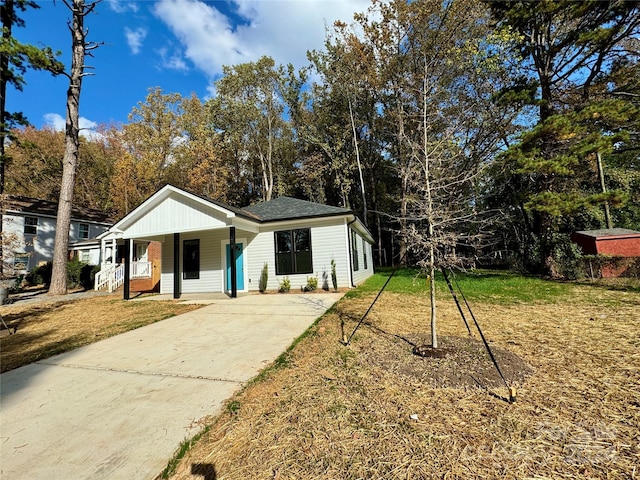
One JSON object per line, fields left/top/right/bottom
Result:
{"left": 169, "top": 94, "right": 230, "bottom": 202}
{"left": 1, "top": 0, "right": 64, "bottom": 193}
{"left": 5, "top": 126, "right": 115, "bottom": 211}
{"left": 208, "top": 56, "right": 295, "bottom": 203}
{"left": 487, "top": 0, "right": 640, "bottom": 273}
{"left": 120, "top": 87, "right": 183, "bottom": 198}
{"left": 1, "top": 0, "right": 63, "bottom": 277}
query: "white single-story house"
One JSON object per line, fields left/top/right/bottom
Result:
{"left": 101, "top": 185, "right": 374, "bottom": 299}
{"left": 1, "top": 195, "right": 112, "bottom": 275}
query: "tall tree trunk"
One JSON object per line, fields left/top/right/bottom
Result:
{"left": 0, "top": 0, "right": 12, "bottom": 196}
{"left": 49, "top": 0, "right": 89, "bottom": 295}
{"left": 422, "top": 61, "right": 437, "bottom": 348}
{"left": 0, "top": 0, "right": 14, "bottom": 278}
{"left": 348, "top": 97, "right": 367, "bottom": 226}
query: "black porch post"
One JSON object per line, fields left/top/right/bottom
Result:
{"left": 123, "top": 238, "right": 131, "bottom": 300}
{"left": 230, "top": 226, "right": 237, "bottom": 298}
{"left": 173, "top": 233, "right": 181, "bottom": 299}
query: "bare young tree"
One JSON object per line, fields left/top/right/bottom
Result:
{"left": 359, "top": 0, "right": 516, "bottom": 347}
{"left": 49, "top": 0, "right": 99, "bottom": 295}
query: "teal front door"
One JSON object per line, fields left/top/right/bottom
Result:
{"left": 226, "top": 243, "right": 244, "bottom": 291}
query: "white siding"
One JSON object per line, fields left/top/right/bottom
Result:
{"left": 246, "top": 219, "right": 354, "bottom": 292}
{"left": 351, "top": 231, "right": 374, "bottom": 285}
{"left": 125, "top": 193, "right": 230, "bottom": 238}
{"left": 158, "top": 218, "right": 374, "bottom": 294}
{"left": 160, "top": 229, "right": 252, "bottom": 295}
{"left": 2, "top": 213, "right": 109, "bottom": 273}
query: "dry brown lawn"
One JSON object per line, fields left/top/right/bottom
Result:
{"left": 166, "top": 285, "right": 640, "bottom": 480}
{"left": 0, "top": 292, "right": 202, "bottom": 373}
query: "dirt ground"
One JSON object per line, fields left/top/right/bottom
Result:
{"left": 166, "top": 285, "right": 640, "bottom": 480}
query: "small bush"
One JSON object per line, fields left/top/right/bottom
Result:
{"left": 27, "top": 262, "right": 53, "bottom": 286}
{"left": 26, "top": 260, "right": 97, "bottom": 290}
{"left": 305, "top": 275, "right": 318, "bottom": 291}
{"left": 321, "top": 270, "right": 329, "bottom": 291}
{"left": 331, "top": 259, "right": 338, "bottom": 291}
{"left": 67, "top": 257, "right": 86, "bottom": 288}
{"left": 278, "top": 276, "right": 290, "bottom": 293}
{"left": 259, "top": 263, "right": 268, "bottom": 293}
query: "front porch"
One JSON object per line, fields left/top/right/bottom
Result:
{"left": 95, "top": 225, "right": 252, "bottom": 299}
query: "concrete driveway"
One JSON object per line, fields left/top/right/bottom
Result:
{"left": 0, "top": 293, "right": 343, "bottom": 479}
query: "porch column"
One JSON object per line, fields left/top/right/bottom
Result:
{"left": 173, "top": 233, "right": 181, "bottom": 299}
{"left": 100, "top": 237, "right": 106, "bottom": 267}
{"left": 123, "top": 239, "right": 131, "bottom": 300}
{"left": 112, "top": 238, "right": 116, "bottom": 264}
{"left": 230, "top": 226, "right": 237, "bottom": 298}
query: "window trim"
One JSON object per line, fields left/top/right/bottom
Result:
{"left": 351, "top": 230, "right": 359, "bottom": 272}
{"left": 363, "top": 238, "right": 368, "bottom": 270}
{"left": 24, "top": 216, "right": 38, "bottom": 235}
{"left": 183, "top": 239, "right": 200, "bottom": 280}
{"left": 14, "top": 253, "right": 29, "bottom": 271}
{"left": 274, "top": 228, "right": 313, "bottom": 276}
{"left": 79, "top": 223, "right": 90, "bottom": 239}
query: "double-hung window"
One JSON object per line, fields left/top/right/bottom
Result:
{"left": 351, "top": 230, "right": 359, "bottom": 271}
{"left": 363, "top": 238, "right": 368, "bottom": 270}
{"left": 274, "top": 228, "right": 312, "bottom": 275}
{"left": 24, "top": 216, "right": 38, "bottom": 235}
{"left": 79, "top": 223, "right": 90, "bottom": 239}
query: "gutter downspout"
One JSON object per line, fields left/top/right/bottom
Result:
{"left": 346, "top": 218, "right": 357, "bottom": 288}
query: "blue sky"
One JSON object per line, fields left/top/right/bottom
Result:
{"left": 9, "top": 0, "right": 370, "bottom": 135}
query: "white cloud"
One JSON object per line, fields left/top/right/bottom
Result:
{"left": 157, "top": 46, "right": 189, "bottom": 72}
{"left": 153, "top": 0, "right": 371, "bottom": 80}
{"left": 125, "top": 27, "right": 148, "bottom": 55}
{"left": 107, "top": 0, "right": 139, "bottom": 13}
{"left": 43, "top": 113, "right": 102, "bottom": 140}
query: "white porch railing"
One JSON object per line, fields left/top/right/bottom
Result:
{"left": 95, "top": 261, "right": 151, "bottom": 292}
{"left": 95, "top": 264, "right": 125, "bottom": 292}
{"left": 111, "top": 264, "right": 125, "bottom": 291}
{"left": 95, "top": 264, "right": 116, "bottom": 291}
{"left": 131, "top": 261, "right": 151, "bottom": 279}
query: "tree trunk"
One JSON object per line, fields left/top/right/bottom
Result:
{"left": 49, "top": 0, "right": 87, "bottom": 295}
{"left": 348, "top": 97, "right": 367, "bottom": 226}
{"left": 422, "top": 61, "right": 437, "bottom": 348}
{"left": 429, "top": 242, "right": 437, "bottom": 348}
{"left": 0, "top": 0, "right": 14, "bottom": 278}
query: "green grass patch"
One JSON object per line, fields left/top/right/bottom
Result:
{"left": 350, "top": 268, "right": 577, "bottom": 304}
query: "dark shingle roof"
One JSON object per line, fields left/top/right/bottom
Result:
{"left": 3, "top": 195, "right": 114, "bottom": 224}
{"left": 241, "top": 196, "right": 351, "bottom": 222}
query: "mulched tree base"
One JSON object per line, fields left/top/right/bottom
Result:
{"left": 355, "top": 330, "right": 534, "bottom": 390}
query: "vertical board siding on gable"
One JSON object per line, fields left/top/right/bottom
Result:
{"left": 127, "top": 194, "right": 228, "bottom": 238}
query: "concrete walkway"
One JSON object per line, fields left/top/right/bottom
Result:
{"left": 0, "top": 293, "right": 343, "bottom": 479}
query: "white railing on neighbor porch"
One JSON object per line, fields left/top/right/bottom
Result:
{"left": 94, "top": 264, "right": 125, "bottom": 292}
{"left": 94, "top": 261, "right": 151, "bottom": 292}
{"left": 131, "top": 261, "right": 151, "bottom": 279}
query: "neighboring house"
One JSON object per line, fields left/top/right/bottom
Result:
{"left": 99, "top": 184, "right": 374, "bottom": 298}
{"left": 1, "top": 195, "right": 112, "bottom": 275}
{"left": 571, "top": 228, "right": 640, "bottom": 278}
